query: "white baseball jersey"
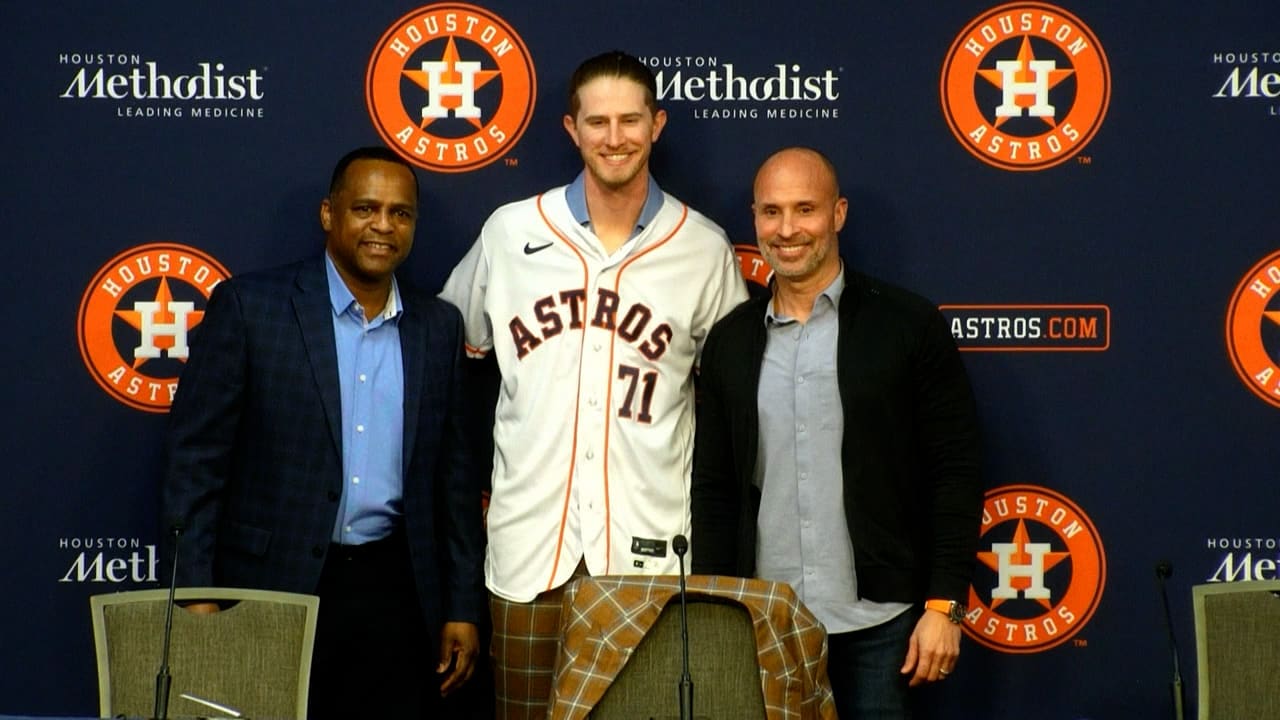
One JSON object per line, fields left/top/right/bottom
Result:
{"left": 440, "top": 184, "right": 747, "bottom": 602}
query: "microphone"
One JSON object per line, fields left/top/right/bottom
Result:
{"left": 155, "top": 522, "right": 183, "bottom": 720}
{"left": 1155, "top": 560, "right": 1184, "bottom": 720}
{"left": 672, "top": 534, "right": 693, "bottom": 720}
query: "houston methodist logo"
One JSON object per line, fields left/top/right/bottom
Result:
{"left": 1226, "top": 249, "right": 1280, "bottom": 408}
{"left": 366, "top": 3, "right": 536, "bottom": 173}
{"left": 78, "top": 243, "right": 229, "bottom": 413}
{"left": 941, "top": 3, "right": 1110, "bottom": 171}
{"left": 965, "top": 484, "right": 1105, "bottom": 653}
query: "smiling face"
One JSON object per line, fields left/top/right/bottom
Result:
{"left": 752, "top": 148, "right": 847, "bottom": 288}
{"left": 320, "top": 158, "right": 417, "bottom": 294}
{"left": 563, "top": 75, "right": 667, "bottom": 194}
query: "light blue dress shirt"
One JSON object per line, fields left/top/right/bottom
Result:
{"left": 325, "top": 254, "right": 405, "bottom": 545}
{"left": 754, "top": 268, "right": 911, "bottom": 633}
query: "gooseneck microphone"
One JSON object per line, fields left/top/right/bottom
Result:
{"left": 155, "top": 523, "right": 183, "bottom": 720}
{"left": 672, "top": 534, "right": 693, "bottom": 720}
{"left": 1155, "top": 560, "right": 1185, "bottom": 720}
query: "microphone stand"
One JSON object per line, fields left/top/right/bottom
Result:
{"left": 673, "top": 534, "right": 693, "bottom": 720}
{"left": 155, "top": 524, "right": 183, "bottom": 720}
{"left": 1155, "top": 560, "right": 1184, "bottom": 720}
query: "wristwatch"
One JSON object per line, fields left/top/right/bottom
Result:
{"left": 924, "top": 599, "right": 966, "bottom": 624}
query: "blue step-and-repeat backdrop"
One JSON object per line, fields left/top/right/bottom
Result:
{"left": 5, "top": 1, "right": 1279, "bottom": 717}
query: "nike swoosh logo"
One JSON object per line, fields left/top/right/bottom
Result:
{"left": 523, "top": 242, "right": 553, "bottom": 255}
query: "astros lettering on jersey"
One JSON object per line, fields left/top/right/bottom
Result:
{"left": 441, "top": 182, "right": 747, "bottom": 602}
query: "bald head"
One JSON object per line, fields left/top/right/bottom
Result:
{"left": 753, "top": 147, "right": 841, "bottom": 203}
{"left": 752, "top": 146, "right": 847, "bottom": 291}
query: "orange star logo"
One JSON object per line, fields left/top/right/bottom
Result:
{"left": 977, "top": 36, "right": 1075, "bottom": 128}
{"left": 79, "top": 243, "right": 230, "bottom": 412}
{"left": 402, "top": 36, "right": 501, "bottom": 130}
{"left": 964, "top": 484, "right": 1105, "bottom": 653}
{"left": 1227, "top": 250, "right": 1280, "bottom": 408}
{"left": 977, "top": 518, "right": 1070, "bottom": 610}
{"left": 113, "top": 277, "right": 205, "bottom": 369}
{"left": 942, "top": 4, "right": 1109, "bottom": 171}
{"left": 366, "top": 3, "right": 537, "bottom": 173}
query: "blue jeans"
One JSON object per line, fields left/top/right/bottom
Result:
{"left": 825, "top": 608, "right": 918, "bottom": 720}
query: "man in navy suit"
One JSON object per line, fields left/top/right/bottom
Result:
{"left": 163, "top": 146, "right": 484, "bottom": 718}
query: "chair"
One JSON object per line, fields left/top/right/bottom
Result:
{"left": 1192, "top": 580, "right": 1280, "bottom": 720}
{"left": 590, "top": 598, "right": 765, "bottom": 719}
{"left": 90, "top": 587, "right": 319, "bottom": 720}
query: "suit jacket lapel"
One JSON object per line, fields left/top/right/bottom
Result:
{"left": 293, "top": 258, "right": 343, "bottom": 460}
{"left": 398, "top": 289, "right": 425, "bottom": 478}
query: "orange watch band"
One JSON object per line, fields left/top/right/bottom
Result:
{"left": 924, "top": 598, "right": 965, "bottom": 623}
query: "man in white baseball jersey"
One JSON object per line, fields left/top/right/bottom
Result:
{"left": 440, "top": 50, "right": 748, "bottom": 719}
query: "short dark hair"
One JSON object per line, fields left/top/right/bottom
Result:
{"left": 567, "top": 50, "right": 658, "bottom": 117}
{"left": 328, "top": 146, "right": 419, "bottom": 197}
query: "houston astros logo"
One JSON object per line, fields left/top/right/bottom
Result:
{"left": 965, "top": 484, "right": 1105, "bottom": 653}
{"left": 941, "top": 3, "right": 1110, "bottom": 171}
{"left": 733, "top": 243, "right": 773, "bottom": 291}
{"left": 1226, "top": 249, "right": 1280, "bottom": 408}
{"left": 366, "top": 3, "right": 536, "bottom": 173}
{"left": 77, "top": 243, "right": 230, "bottom": 413}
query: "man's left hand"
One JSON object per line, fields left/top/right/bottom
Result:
{"left": 900, "top": 610, "right": 961, "bottom": 686}
{"left": 437, "top": 621, "right": 480, "bottom": 696}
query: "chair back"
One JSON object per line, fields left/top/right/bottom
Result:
{"left": 90, "top": 586, "right": 319, "bottom": 720}
{"left": 589, "top": 598, "right": 765, "bottom": 720}
{"left": 1192, "top": 580, "right": 1280, "bottom": 720}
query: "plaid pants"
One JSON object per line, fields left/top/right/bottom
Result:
{"left": 489, "top": 564, "right": 588, "bottom": 720}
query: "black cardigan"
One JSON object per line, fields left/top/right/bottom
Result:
{"left": 691, "top": 269, "right": 982, "bottom": 604}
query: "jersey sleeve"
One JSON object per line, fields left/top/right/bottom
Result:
{"left": 693, "top": 242, "right": 749, "bottom": 365}
{"left": 439, "top": 226, "right": 494, "bottom": 358}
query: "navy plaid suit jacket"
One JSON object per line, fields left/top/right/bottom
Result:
{"left": 162, "top": 256, "right": 485, "bottom": 627}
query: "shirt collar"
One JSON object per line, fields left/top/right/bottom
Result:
{"left": 324, "top": 252, "right": 402, "bottom": 321}
{"left": 565, "top": 171, "right": 664, "bottom": 233}
{"left": 765, "top": 264, "right": 845, "bottom": 326}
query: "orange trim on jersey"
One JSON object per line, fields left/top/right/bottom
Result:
{"left": 535, "top": 193, "right": 590, "bottom": 591}
{"left": 463, "top": 342, "right": 489, "bottom": 359}
{"left": 615, "top": 203, "right": 689, "bottom": 273}
{"left": 599, "top": 202, "right": 689, "bottom": 574}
